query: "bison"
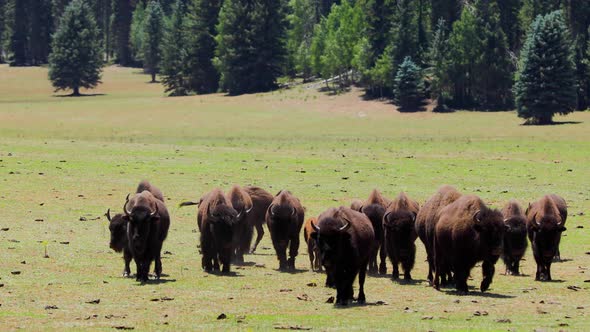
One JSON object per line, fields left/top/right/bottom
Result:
{"left": 105, "top": 209, "right": 132, "bottom": 277}
{"left": 123, "top": 190, "right": 170, "bottom": 282}
{"left": 311, "top": 207, "right": 375, "bottom": 305}
{"left": 501, "top": 200, "right": 528, "bottom": 276}
{"left": 226, "top": 185, "right": 253, "bottom": 264}
{"left": 415, "top": 185, "right": 462, "bottom": 284}
{"left": 382, "top": 192, "right": 420, "bottom": 280}
{"left": 526, "top": 195, "right": 567, "bottom": 281}
{"left": 136, "top": 180, "right": 164, "bottom": 202}
{"left": 354, "top": 189, "right": 390, "bottom": 275}
{"left": 303, "top": 217, "right": 322, "bottom": 272}
{"left": 243, "top": 186, "right": 273, "bottom": 253}
{"left": 266, "top": 190, "right": 305, "bottom": 271}
{"left": 434, "top": 195, "right": 506, "bottom": 293}
{"left": 198, "top": 188, "right": 239, "bottom": 273}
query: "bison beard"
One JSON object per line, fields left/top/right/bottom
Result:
{"left": 526, "top": 195, "right": 567, "bottom": 281}
{"left": 124, "top": 191, "right": 170, "bottom": 282}
{"left": 312, "top": 207, "right": 375, "bottom": 305}
{"left": 434, "top": 195, "right": 506, "bottom": 293}
{"left": 383, "top": 192, "right": 420, "bottom": 280}
{"left": 266, "top": 190, "right": 305, "bottom": 271}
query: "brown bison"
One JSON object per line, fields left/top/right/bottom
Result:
{"left": 136, "top": 180, "right": 164, "bottom": 202}
{"left": 501, "top": 200, "right": 528, "bottom": 275}
{"left": 383, "top": 192, "right": 420, "bottom": 280}
{"left": 105, "top": 209, "right": 132, "bottom": 277}
{"left": 243, "top": 186, "right": 274, "bottom": 253}
{"left": 526, "top": 195, "right": 567, "bottom": 281}
{"left": 415, "top": 185, "right": 462, "bottom": 284}
{"left": 303, "top": 217, "right": 322, "bottom": 272}
{"left": 226, "top": 185, "right": 253, "bottom": 264}
{"left": 434, "top": 195, "right": 506, "bottom": 293}
{"left": 355, "top": 189, "right": 390, "bottom": 275}
{"left": 123, "top": 190, "right": 170, "bottom": 282}
{"left": 197, "top": 189, "right": 239, "bottom": 273}
{"left": 311, "top": 207, "right": 375, "bottom": 305}
{"left": 350, "top": 199, "right": 364, "bottom": 212}
{"left": 266, "top": 190, "right": 305, "bottom": 271}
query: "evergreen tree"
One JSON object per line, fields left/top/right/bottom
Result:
{"left": 10, "top": 0, "right": 28, "bottom": 66}
{"left": 497, "top": 0, "right": 523, "bottom": 51}
{"left": 514, "top": 11, "right": 577, "bottom": 124}
{"left": 390, "top": 0, "right": 419, "bottom": 66}
{"left": 112, "top": 0, "right": 135, "bottom": 65}
{"left": 186, "top": 0, "right": 221, "bottom": 94}
{"left": 161, "top": 0, "right": 189, "bottom": 96}
{"left": 48, "top": 0, "right": 103, "bottom": 96}
{"left": 287, "top": 0, "right": 317, "bottom": 78}
{"left": 130, "top": 3, "right": 146, "bottom": 65}
{"left": 473, "top": 0, "right": 513, "bottom": 106}
{"left": 427, "top": 18, "right": 449, "bottom": 109}
{"left": 394, "top": 56, "right": 424, "bottom": 111}
{"left": 142, "top": 1, "right": 164, "bottom": 82}
{"left": 29, "top": 0, "right": 53, "bottom": 65}
{"left": 431, "top": 0, "right": 461, "bottom": 29}
{"left": 0, "top": 0, "right": 7, "bottom": 63}
{"left": 216, "top": 0, "right": 287, "bottom": 95}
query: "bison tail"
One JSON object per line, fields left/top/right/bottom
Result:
{"left": 179, "top": 201, "right": 199, "bottom": 208}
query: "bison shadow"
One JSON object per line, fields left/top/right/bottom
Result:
{"left": 232, "top": 261, "right": 257, "bottom": 267}
{"left": 332, "top": 300, "right": 387, "bottom": 309}
{"left": 442, "top": 289, "right": 515, "bottom": 299}
{"left": 137, "top": 278, "right": 177, "bottom": 286}
{"left": 276, "top": 268, "right": 308, "bottom": 275}
{"left": 392, "top": 278, "right": 426, "bottom": 286}
{"left": 554, "top": 258, "right": 573, "bottom": 263}
{"left": 206, "top": 271, "right": 244, "bottom": 278}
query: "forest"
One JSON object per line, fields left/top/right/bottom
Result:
{"left": 0, "top": 0, "right": 589, "bottom": 117}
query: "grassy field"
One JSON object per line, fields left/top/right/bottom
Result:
{"left": 0, "top": 64, "right": 589, "bottom": 331}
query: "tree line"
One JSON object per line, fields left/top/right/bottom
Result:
{"left": 1, "top": 0, "right": 589, "bottom": 123}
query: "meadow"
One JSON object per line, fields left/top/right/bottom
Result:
{"left": 0, "top": 64, "right": 589, "bottom": 331}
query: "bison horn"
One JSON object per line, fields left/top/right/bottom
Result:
{"left": 236, "top": 210, "right": 243, "bottom": 219}
{"left": 105, "top": 209, "right": 112, "bottom": 222}
{"left": 503, "top": 218, "right": 509, "bottom": 224}
{"left": 270, "top": 204, "right": 277, "bottom": 216}
{"left": 473, "top": 210, "right": 481, "bottom": 223}
{"left": 383, "top": 211, "right": 392, "bottom": 223}
{"left": 123, "top": 194, "right": 132, "bottom": 216}
{"left": 311, "top": 220, "right": 320, "bottom": 232}
{"left": 338, "top": 221, "right": 351, "bottom": 232}
{"left": 150, "top": 203, "right": 158, "bottom": 217}
{"left": 245, "top": 205, "right": 253, "bottom": 214}
{"left": 291, "top": 207, "right": 297, "bottom": 217}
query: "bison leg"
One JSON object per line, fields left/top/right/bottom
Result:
{"left": 392, "top": 260, "right": 400, "bottom": 280}
{"left": 454, "top": 267, "right": 469, "bottom": 294}
{"left": 378, "top": 243, "right": 387, "bottom": 275}
{"left": 325, "top": 269, "right": 336, "bottom": 288}
{"left": 250, "top": 224, "right": 264, "bottom": 254}
{"left": 288, "top": 236, "right": 300, "bottom": 270}
{"left": 357, "top": 263, "right": 368, "bottom": 304}
{"left": 307, "top": 242, "right": 315, "bottom": 271}
{"left": 368, "top": 250, "right": 378, "bottom": 274}
{"left": 202, "top": 255, "right": 213, "bottom": 272}
{"left": 273, "top": 239, "right": 288, "bottom": 271}
{"left": 481, "top": 260, "right": 495, "bottom": 292}
{"left": 426, "top": 248, "right": 434, "bottom": 285}
{"left": 123, "top": 248, "right": 132, "bottom": 277}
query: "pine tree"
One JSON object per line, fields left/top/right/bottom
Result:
{"left": 48, "top": 0, "right": 103, "bottom": 96}
{"left": 10, "top": 0, "right": 28, "bottom": 66}
{"left": 112, "top": 0, "right": 135, "bottom": 65}
{"left": 287, "top": 0, "right": 317, "bottom": 78}
{"left": 427, "top": 18, "right": 449, "bottom": 110}
{"left": 143, "top": 1, "right": 164, "bottom": 82}
{"left": 186, "top": 0, "right": 221, "bottom": 94}
{"left": 514, "top": 11, "right": 577, "bottom": 124}
{"left": 0, "top": 0, "right": 7, "bottom": 63}
{"left": 497, "top": 0, "right": 523, "bottom": 51}
{"left": 431, "top": 0, "right": 461, "bottom": 29}
{"left": 130, "top": 3, "right": 146, "bottom": 65}
{"left": 29, "top": 0, "right": 53, "bottom": 65}
{"left": 161, "top": 0, "right": 189, "bottom": 96}
{"left": 473, "top": 0, "right": 513, "bottom": 106}
{"left": 394, "top": 56, "right": 424, "bottom": 111}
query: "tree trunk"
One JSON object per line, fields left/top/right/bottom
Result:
{"left": 72, "top": 86, "right": 80, "bottom": 96}
{"left": 536, "top": 114, "right": 553, "bottom": 125}
{"left": 151, "top": 72, "right": 156, "bottom": 83}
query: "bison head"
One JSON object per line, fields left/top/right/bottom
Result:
{"left": 473, "top": 209, "right": 506, "bottom": 258}
{"left": 105, "top": 209, "right": 127, "bottom": 253}
{"left": 383, "top": 209, "right": 416, "bottom": 233}
{"left": 207, "top": 204, "right": 238, "bottom": 240}
{"left": 529, "top": 210, "right": 566, "bottom": 260}
{"left": 268, "top": 203, "right": 297, "bottom": 221}
{"left": 124, "top": 193, "right": 159, "bottom": 255}
{"left": 311, "top": 216, "right": 350, "bottom": 270}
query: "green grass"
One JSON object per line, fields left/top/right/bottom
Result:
{"left": 1, "top": 64, "right": 589, "bottom": 330}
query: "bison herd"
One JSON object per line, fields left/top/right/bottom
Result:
{"left": 105, "top": 181, "right": 568, "bottom": 305}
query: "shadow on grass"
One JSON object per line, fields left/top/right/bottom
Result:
{"left": 554, "top": 258, "right": 573, "bottom": 263}
{"left": 536, "top": 279, "right": 565, "bottom": 283}
{"left": 276, "top": 268, "right": 308, "bottom": 275}
{"left": 205, "top": 270, "right": 244, "bottom": 278}
{"left": 521, "top": 121, "right": 583, "bottom": 126}
{"left": 54, "top": 93, "right": 106, "bottom": 98}
{"left": 138, "top": 278, "right": 177, "bottom": 286}
{"left": 442, "top": 289, "right": 515, "bottom": 299}
{"left": 391, "top": 278, "right": 426, "bottom": 286}
{"left": 232, "top": 261, "right": 257, "bottom": 267}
